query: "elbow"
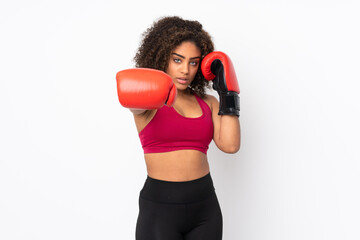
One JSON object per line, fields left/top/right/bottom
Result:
{"left": 222, "top": 142, "right": 240, "bottom": 154}
{"left": 215, "top": 136, "right": 241, "bottom": 154}
{"left": 229, "top": 146, "right": 240, "bottom": 154}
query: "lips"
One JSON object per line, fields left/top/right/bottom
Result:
{"left": 177, "top": 78, "right": 188, "bottom": 84}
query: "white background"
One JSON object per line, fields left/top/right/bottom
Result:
{"left": 1, "top": 0, "right": 359, "bottom": 239}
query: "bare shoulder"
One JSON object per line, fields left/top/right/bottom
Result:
{"left": 132, "top": 109, "right": 156, "bottom": 120}
{"left": 132, "top": 109, "right": 157, "bottom": 133}
{"left": 202, "top": 94, "right": 218, "bottom": 110}
{"left": 130, "top": 109, "right": 148, "bottom": 115}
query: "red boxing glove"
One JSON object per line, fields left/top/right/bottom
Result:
{"left": 201, "top": 51, "right": 240, "bottom": 116}
{"left": 116, "top": 68, "right": 177, "bottom": 109}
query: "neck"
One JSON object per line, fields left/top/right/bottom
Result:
{"left": 177, "top": 88, "right": 193, "bottom": 98}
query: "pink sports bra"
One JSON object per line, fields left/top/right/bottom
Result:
{"left": 139, "top": 94, "right": 214, "bottom": 154}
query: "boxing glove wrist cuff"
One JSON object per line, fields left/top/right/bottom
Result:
{"left": 218, "top": 92, "right": 240, "bottom": 117}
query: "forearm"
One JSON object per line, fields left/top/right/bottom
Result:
{"left": 216, "top": 115, "right": 241, "bottom": 153}
{"left": 202, "top": 51, "right": 241, "bottom": 153}
{"left": 130, "top": 108, "right": 147, "bottom": 115}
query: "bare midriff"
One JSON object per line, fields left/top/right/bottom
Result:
{"left": 144, "top": 149, "right": 210, "bottom": 182}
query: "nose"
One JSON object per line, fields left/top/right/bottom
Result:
{"left": 180, "top": 63, "right": 189, "bottom": 75}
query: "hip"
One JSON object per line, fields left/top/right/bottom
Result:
{"left": 139, "top": 172, "right": 215, "bottom": 204}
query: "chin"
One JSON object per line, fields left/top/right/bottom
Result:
{"left": 175, "top": 83, "right": 189, "bottom": 91}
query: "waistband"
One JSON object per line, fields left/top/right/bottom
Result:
{"left": 139, "top": 173, "right": 215, "bottom": 204}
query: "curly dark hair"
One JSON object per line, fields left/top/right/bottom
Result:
{"left": 133, "top": 16, "right": 214, "bottom": 97}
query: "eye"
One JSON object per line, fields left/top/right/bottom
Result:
{"left": 190, "top": 61, "right": 198, "bottom": 66}
{"left": 174, "top": 58, "right": 181, "bottom": 63}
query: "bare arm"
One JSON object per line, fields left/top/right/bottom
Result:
{"left": 209, "top": 95, "right": 241, "bottom": 153}
{"left": 130, "top": 109, "right": 147, "bottom": 115}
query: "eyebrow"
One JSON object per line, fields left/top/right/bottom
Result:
{"left": 172, "top": 53, "right": 201, "bottom": 60}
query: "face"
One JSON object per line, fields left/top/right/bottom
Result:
{"left": 165, "top": 41, "right": 201, "bottom": 92}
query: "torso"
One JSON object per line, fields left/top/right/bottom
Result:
{"left": 133, "top": 94, "right": 213, "bottom": 181}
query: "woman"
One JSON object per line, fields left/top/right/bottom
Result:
{"left": 116, "top": 16, "right": 241, "bottom": 240}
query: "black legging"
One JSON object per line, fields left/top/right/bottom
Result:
{"left": 136, "top": 173, "right": 223, "bottom": 240}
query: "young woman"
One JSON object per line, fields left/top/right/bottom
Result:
{"left": 116, "top": 16, "right": 241, "bottom": 240}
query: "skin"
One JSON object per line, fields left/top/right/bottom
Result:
{"left": 132, "top": 41, "right": 241, "bottom": 181}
